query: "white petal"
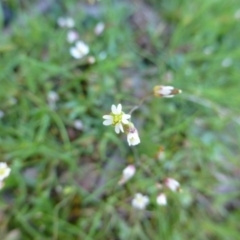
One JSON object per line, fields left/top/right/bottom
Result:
{"left": 116, "top": 104, "right": 122, "bottom": 114}
{"left": 119, "top": 123, "right": 124, "bottom": 132}
{"left": 115, "top": 124, "right": 120, "bottom": 134}
{"left": 70, "top": 47, "right": 82, "bottom": 59}
{"left": 111, "top": 105, "right": 117, "bottom": 114}
{"left": 103, "top": 115, "right": 113, "bottom": 120}
{"left": 76, "top": 41, "right": 89, "bottom": 55}
{"left": 103, "top": 119, "right": 113, "bottom": 125}
{"left": 122, "top": 114, "right": 131, "bottom": 124}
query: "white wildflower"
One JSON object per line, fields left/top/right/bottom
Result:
{"left": 203, "top": 46, "right": 214, "bottom": 55}
{"left": 0, "top": 162, "right": 11, "bottom": 181}
{"left": 73, "top": 120, "right": 83, "bottom": 130}
{"left": 156, "top": 193, "right": 167, "bottom": 206}
{"left": 70, "top": 41, "right": 89, "bottom": 59}
{"left": 165, "top": 178, "right": 180, "bottom": 192}
{"left": 132, "top": 193, "right": 150, "bottom": 210}
{"left": 47, "top": 91, "right": 59, "bottom": 103}
{"left": 118, "top": 165, "right": 136, "bottom": 185}
{"left": 99, "top": 51, "right": 107, "bottom": 60}
{"left": 47, "top": 91, "right": 59, "bottom": 110}
{"left": 94, "top": 22, "right": 105, "bottom": 35}
{"left": 102, "top": 104, "right": 131, "bottom": 134}
{"left": 87, "top": 56, "right": 96, "bottom": 64}
{"left": 67, "top": 30, "right": 79, "bottom": 43}
{"left": 221, "top": 58, "right": 232, "bottom": 68}
{"left": 0, "top": 110, "right": 5, "bottom": 119}
{"left": 153, "top": 85, "right": 182, "bottom": 98}
{"left": 234, "top": 9, "right": 240, "bottom": 19}
{"left": 57, "top": 17, "right": 75, "bottom": 28}
{"left": 127, "top": 127, "right": 140, "bottom": 146}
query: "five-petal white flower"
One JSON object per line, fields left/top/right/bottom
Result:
{"left": 102, "top": 104, "right": 131, "bottom": 134}
{"left": 0, "top": 162, "right": 11, "bottom": 181}
{"left": 70, "top": 41, "right": 89, "bottom": 59}
{"left": 132, "top": 193, "right": 149, "bottom": 210}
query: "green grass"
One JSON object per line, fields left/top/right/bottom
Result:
{"left": 0, "top": 0, "right": 240, "bottom": 239}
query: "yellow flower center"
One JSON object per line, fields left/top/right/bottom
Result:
{"left": 111, "top": 113, "right": 123, "bottom": 125}
{"left": 0, "top": 169, "right": 6, "bottom": 175}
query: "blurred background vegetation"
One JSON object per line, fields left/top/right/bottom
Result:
{"left": 0, "top": 0, "right": 240, "bottom": 239}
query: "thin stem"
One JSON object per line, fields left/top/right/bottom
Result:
{"left": 129, "top": 93, "right": 152, "bottom": 115}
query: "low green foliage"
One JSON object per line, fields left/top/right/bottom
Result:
{"left": 0, "top": 0, "right": 239, "bottom": 239}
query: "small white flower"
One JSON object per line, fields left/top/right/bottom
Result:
{"left": 203, "top": 46, "right": 214, "bottom": 55}
{"left": 9, "top": 97, "right": 17, "bottom": 105}
{"left": 127, "top": 127, "right": 140, "bottom": 146}
{"left": 67, "top": 30, "right": 79, "bottom": 43}
{"left": 156, "top": 193, "right": 167, "bottom": 206}
{"left": 70, "top": 41, "right": 89, "bottom": 59}
{"left": 99, "top": 51, "right": 107, "bottom": 60}
{"left": 234, "top": 9, "right": 240, "bottom": 19}
{"left": 47, "top": 91, "right": 59, "bottom": 110}
{"left": 57, "top": 17, "right": 75, "bottom": 28}
{"left": 165, "top": 178, "right": 180, "bottom": 192}
{"left": 153, "top": 85, "right": 182, "bottom": 98}
{"left": 102, "top": 104, "right": 131, "bottom": 134}
{"left": 156, "top": 146, "right": 165, "bottom": 161}
{"left": 0, "top": 162, "right": 11, "bottom": 181}
{"left": 132, "top": 193, "right": 150, "bottom": 210}
{"left": 118, "top": 165, "right": 136, "bottom": 185}
{"left": 73, "top": 120, "right": 83, "bottom": 130}
{"left": 221, "top": 58, "right": 232, "bottom": 68}
{"left": 47, "top": 91, "right": 59, "bottom": 103}
{"left": 0, "top": 110, "right": 5, "bottom": 119}
{"left": 87, "top": 56, "right": 96, "bottom": 64}
{"left": 94, "top": 22, "right": 105, "bottom": 35}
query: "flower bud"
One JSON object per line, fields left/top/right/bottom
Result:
{"left": 153, "top": 85, "right": 182, "bottom": 98}
{"left": 156, "top": 193, "right": 167, "bottom": 206}
{"left": 118, "top": 165, "right": 136, "bottom": 185}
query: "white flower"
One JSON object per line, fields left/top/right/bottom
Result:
{"left": 127, "top": 127, "right": 140, "bottom": 146}
{"left": 99, "top": 51, "right": 107, "bottom": 60}
{"left": 132, "top": 193, "right": 150, "bottom": 210}
{"left": 57, "top": 17, "right": 75, "bottom": 28}
{"left": 73, "top": 120, "right": 83, "bottom": 130}
{"left": 153, "top": 85, "right": 182, "bottom": 98}
{"left": 87, "top": 56, "right": 96, "bottom": 64}
{"left": 221, "top": 58, "right": 232, "bottom": 68}
{"left": 203, "top": 46, "right": 214, "bottom": 55}
{"left": 118, "top": 165, "right": 136, "bottom": 185}
{"left": 47, "top": 91, "right": 59, "bottom": 110}
{"left": 102, "top": 104, "right": 131, "bottom": 134}
{"left": 234, "top": 9, "right": 240, "bottom": 19}
{"left": 0, "top": 110, "right": 5, "bottom": 119}
{"left": 47, "top": 91, "right": 59, "bottom": 103}
{"left": 0, "top": 162, "right": 11, "bottom": 181}
{"left": 67, "top": 30, "right": 79, "bottom": 43}
{"left": 9, "top": 97, "right": 17, "bottom": 105}
{"left": 165, "top": 178, "right": 180, "bottom": 192}
{"left": 156, "top": 193, "right": 167, "bottom": 206}
{"left": 70, "top": 41, "right": 89, "bottom": 59}
{"left": 94, "top": 22, "right": 105, "bottom": 35}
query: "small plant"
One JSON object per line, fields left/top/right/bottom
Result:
{"left": 102, "top": 85, "right": 182, "bottom": 208}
